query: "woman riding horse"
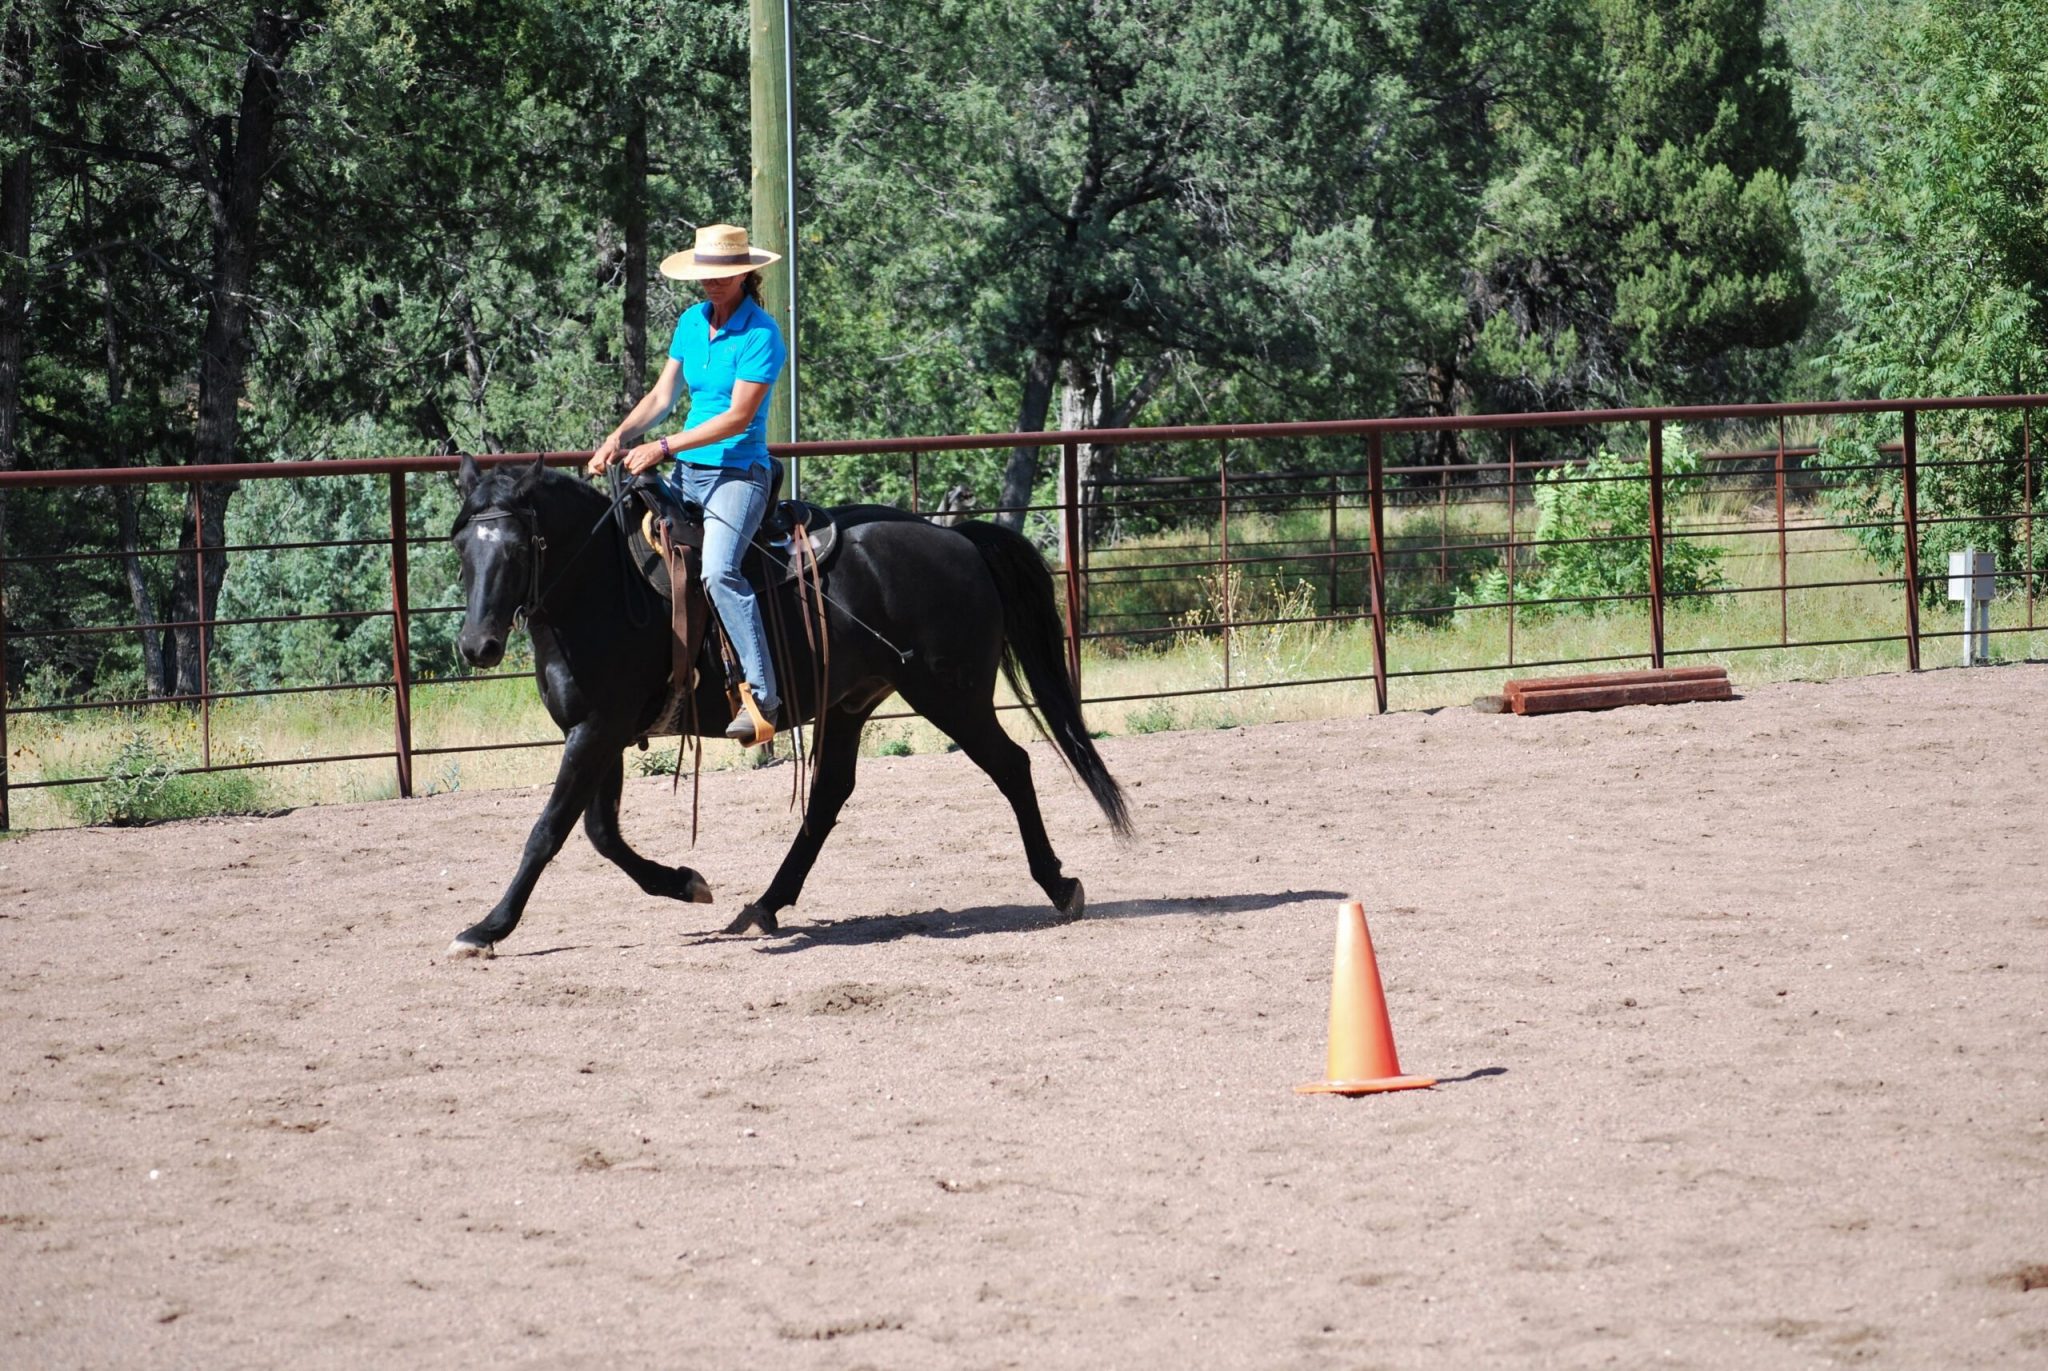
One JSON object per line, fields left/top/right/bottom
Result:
{"left": 442, "top": 230, "right": 1131, "bottom": 954}
{"left": 587, "top": 222, "right": 786, "bottom": 747}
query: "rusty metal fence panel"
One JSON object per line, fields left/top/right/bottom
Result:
{"left": 2, "top": 396, "right": 2042, "bottom": 827}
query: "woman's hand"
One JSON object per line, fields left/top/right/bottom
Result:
{"left": 586, "top": 431, "right": 626, "bottom": 475}
{"left": 621, "top": 441, "right": 670, "bottom": 476}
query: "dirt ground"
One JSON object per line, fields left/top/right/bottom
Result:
{"left": 2, "top": 664, "right": 2044, "bottom": 1369}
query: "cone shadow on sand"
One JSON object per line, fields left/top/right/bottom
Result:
{"left": 1297, "top": 899, "right": 1435, "bottom": 1096}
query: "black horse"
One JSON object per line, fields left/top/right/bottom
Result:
{"left": 443, "top": 454, "right": 1130, "bottom": 957}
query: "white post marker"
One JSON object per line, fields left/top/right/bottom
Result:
{"left": 1947, "top": 548, "right": 1995, "bottom": 664}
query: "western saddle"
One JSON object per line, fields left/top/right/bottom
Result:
{"left": 620, "top": 464, "right": 837, "bottom": 750}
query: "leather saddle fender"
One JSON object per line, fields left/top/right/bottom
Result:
{"left": 623, "top": 469, "right": 837, "bottom": 743}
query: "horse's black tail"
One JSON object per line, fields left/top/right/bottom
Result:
{"left": 953, "top": 520, "right": 1132, "bottom": 836}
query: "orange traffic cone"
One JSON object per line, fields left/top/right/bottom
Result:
{"left": 1296, "top": 900, "right": 1435, "bottom": 1095}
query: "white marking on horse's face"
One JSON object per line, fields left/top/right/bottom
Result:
{"left": 474, "top": 524, "right": 502, "bottom": 542}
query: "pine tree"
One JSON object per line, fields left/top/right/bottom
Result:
{"left": 1466, "top": 0, "right": 1813, "bottom": 408}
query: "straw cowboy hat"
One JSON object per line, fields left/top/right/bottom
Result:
{"left": 659, "top": 224, "right": 782, "bottom": 281}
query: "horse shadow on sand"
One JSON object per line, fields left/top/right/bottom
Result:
{"left": 674, "top": 888, "right": 1351, "bottom": 953}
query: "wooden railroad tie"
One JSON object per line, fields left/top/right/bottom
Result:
{"left": 1474, "top": 666, "right": 1733, "bottom": 716}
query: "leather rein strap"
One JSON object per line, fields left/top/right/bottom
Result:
{"left": 791, "top": 521, "right": 829, "bottom": 793}
{"left": 755, "top": 519, "right": 831, "bottom": 830}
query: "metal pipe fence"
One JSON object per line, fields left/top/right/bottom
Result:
{"left": 2, "top": 395, "right": 2042, "bottom": 827}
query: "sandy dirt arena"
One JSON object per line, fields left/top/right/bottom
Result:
{"left": 2, "top": 665, "right": 2045, "bottom": 1369}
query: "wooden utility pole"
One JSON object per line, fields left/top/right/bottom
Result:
{"left": 750, "top": 0, "right": 798, "bottom": 453}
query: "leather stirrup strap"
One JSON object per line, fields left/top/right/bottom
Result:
{"left": 713, "top": 619, "right": 744, "bottom": 722}
{"left": 738, "top": 682, "right": 776, "bottom": 748}
{"left": 758, "top": 569, "right": 808, "bottom": 822}
{"left": 680, "top": 548, "right": 709, "bottom": 840}
{"left": 656, "top": 524, "right": 711, "bottom": 844}
{"left": 660, "top": 524, "right": 689, "bottom": 704}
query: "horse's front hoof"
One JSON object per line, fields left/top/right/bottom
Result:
{"left": 682, "top": 872, "right": 715, "bottom": 905}
{"left": 444, "top": 937, "right": 495, "bottom": 960}
{"left": 721, "top": 904, "right": 779, "bottom": 938}
{"left": 1055, "top": 878, "right": 1086, "bottom": 919}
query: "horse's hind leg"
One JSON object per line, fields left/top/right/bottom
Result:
{"left": 894, "top": 682, "right": 1083, "bottom": 918}
{"left": 583, "top": 753, "right": 714, "bottom": 905}
{"left": 726, "top": 703, "right": 873, "bottom": 936}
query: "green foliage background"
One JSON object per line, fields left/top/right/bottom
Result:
{"left": 0, "top": 0, "right": 2040, "bottom": 701}
{"left": 1792, "top": 0, "right": 2048, "bottom": 600}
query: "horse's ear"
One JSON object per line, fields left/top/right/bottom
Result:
{"left": 458, "top": 452, "right": 482, "bottom": 498}
{"left": 512, "top": 454, "right": 546, "bottom": 495}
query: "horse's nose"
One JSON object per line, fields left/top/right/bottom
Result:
{"left": 459, "top": 631, "right": 504, "bottom": 668}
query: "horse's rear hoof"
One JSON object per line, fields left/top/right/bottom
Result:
{"left": 1055, "top": 878, "right": 1086, "bottom": 919}
{"left": 683, "top": 872, "right": 715, "bottom": 905}
{"left": 444, "top": 938, "right": 495, "bottom": 960}
{"left": 721, "top": 904, "right": 779, "bottom": 938}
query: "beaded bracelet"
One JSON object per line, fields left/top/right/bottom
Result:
{"left": 656, "top": 435, "right": 673, "bottom": 459}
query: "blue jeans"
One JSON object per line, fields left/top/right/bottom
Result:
{"left": 669, "top": 461, "right": 779, "bottom": 713}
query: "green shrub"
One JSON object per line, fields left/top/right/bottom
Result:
{"left": 215, "top": 472, "right": 471, "bottom": 692}
{"left": 1462, "top": 424, "right": 1725, "bottom": 618}
{"left": 1816, "top": 410, "right": 2044, "bottom": 608}
{"left": 1125, "top": 700, "right": 1178, "bottom": 734}
{"left": 877, "top": 736, "right": 914, "bottom": 757}
{"left": 633, "top": 747, "right": 680, "bottom": 777}
{"left": 64, "top": 733, "right": 269, "bottom": 826}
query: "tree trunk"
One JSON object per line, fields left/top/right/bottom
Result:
{"left": 1059, "top": 352, "right": 1103, "bottom": 547}
{"left": 91, "top": 197, "right": 169, "bottom": 696}
{"left": 166, "top": 481, "right": 234, "bottom": 699}
{"left": 166, "top": 8, "right": 297, "bottom": 699}
{"left": 455, "top": 293, "right": 501, "bottom": 453}
{"left": 0, "top": 8, "right": 32, "bottom": 557}
{"left": 1075, "top": 349, "right": 1172, "bottom": 550}
{"left": 996, "top": 344, "right": 1060, "bottom": 532}
{"left": 620, "top": 100, "right": 649, "bottom": 414}
{"left": 1423, "top": 355, "right": 1462, "bottom": 470}
{"left": 112, "top": 488, "right": 168, "bottom": 695}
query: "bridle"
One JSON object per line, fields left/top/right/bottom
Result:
{"left": 459, "top": 474, "right": 644, "bottom": 629}
{"left": 463, "top": 506, "right": 548, "bottom": 627}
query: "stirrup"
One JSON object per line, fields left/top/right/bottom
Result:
{"left": 725, "top": 683, "right": 777, "bottom": 748}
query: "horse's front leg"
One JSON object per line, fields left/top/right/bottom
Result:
{"left": 582, "top": 752, "right": 714, "bottom": 905}
{"left": 445, "top": 722, "right": 615, "bottom": 958}
{"left": 723, "top": 704, "right": 870, "bottom": 937}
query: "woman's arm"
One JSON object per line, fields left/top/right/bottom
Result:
{"left": 587, "top": 359, "right": 685, "bottom": 474}
{"left": 619, "top": 380, "right": 772, "bottom": 475}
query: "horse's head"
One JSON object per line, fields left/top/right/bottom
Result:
{"left": 451, "top": 453, "right": 548, "bottom": 669}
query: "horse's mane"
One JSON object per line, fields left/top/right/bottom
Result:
{"left": 455, "top": 459, "right": 606, "bottom": 530}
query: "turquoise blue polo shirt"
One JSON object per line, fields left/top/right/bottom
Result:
{"left": 668, "top": 298, "right": 786, "bottom": 470}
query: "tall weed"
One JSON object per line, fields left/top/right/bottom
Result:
{"left": 1172, "top": 568, "right": 1331, "bottom": 685}
{"left": 64, "top": 733, "right": 269, "bottom": 826}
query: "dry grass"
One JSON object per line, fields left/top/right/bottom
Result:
{"left": 1075, "top": 503, "right": 2048, "bottom": 730}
